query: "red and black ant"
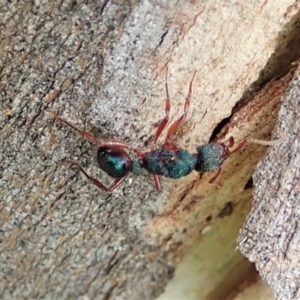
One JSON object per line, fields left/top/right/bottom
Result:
{"left": 53, "top": 67, "right": 280, "bottom": 192}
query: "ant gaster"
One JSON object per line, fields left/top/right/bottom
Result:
{"left": 54, "top": 67, "right": 269, "bottom": 193}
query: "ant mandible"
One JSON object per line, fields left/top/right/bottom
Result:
{"left": 53, "top": 67, "right": 259, "bottom": 193}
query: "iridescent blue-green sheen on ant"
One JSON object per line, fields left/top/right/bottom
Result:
{"left": 144, "top": 149, "right": 197, "bottom": 179}
{"left": 97, "top": 147, "right": 130, "bottom": 178}
{"left": 195, "top": 137, "right": 235, "bottom": 174}
{"left": 132, "top": 160, "right": 143, "bottom": 176}
{"left": 54, "top": 67, "right": 245, "bottom": 192}
{"left": 97, "top": 146, "right": 142, "bottom": 178}
{"left": 195, "top": 143, "right": 228, "bottom": 172}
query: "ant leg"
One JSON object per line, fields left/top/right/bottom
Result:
{"left": 206, "top": 135, "right": 283, "bottom": 185}
{"left": 54, "top": 115, "right": 99, "bottom": 145}
{"left": 208, "top": 167, "right": 222, "bottom": 184}
{"left": 247, "top": 135, "right": 285, "bottom": 146}
{"left": 63, "top": 160, "right": 129, "bottom": 192}
{"left": 223, "top": 136, "right": 234, "bottom": 148}
{"left": 152, "top": 66, "right": 171, "bottom": 150}
{"left": 164, "top": 70, "right": 197, "bottom": 148}
{"left": 225, "top": 134, "right": 284, "bottom": 156}
{"left": 226, "top": 137, "right": 247, "bottom": 155}
{"left": 152, "top": 174, "right": 162, "bottom": 193}
{"left": 54, "top": 115, "right": 145, "bottom": 155}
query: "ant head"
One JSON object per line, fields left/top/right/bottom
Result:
{"left": 97, "top": 146, "right": 134, "bottom": 178}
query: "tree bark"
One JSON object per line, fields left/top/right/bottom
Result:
{"left": 0, "top": 1, "right": 299, "bottom": 299}
{"left": 238, "top": 65, "right": 300, "bottom": 300}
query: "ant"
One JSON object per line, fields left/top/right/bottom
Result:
{"left": 53, "top": 67, "right": 280, "bottom": 193}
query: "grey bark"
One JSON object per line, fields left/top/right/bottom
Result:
{"left": 0, "top": 1, "right": 177, "bottom": 299}
{"left": 1, "top": 1, "right": 300, "bottom": 300}
{"left": 238, "top": 67, "right": 300, "bottom": 300}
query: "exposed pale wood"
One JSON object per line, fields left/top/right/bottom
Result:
{"left": 232, "top": 276, "right": 274, "bottom": 300}
{"left": 155, "top": 197, "right": 256, "bottom": 300}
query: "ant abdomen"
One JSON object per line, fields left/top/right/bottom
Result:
{"left": 195, "top": 143, "right": 228, "bottom": 173}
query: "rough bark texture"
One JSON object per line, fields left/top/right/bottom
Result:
{"left": 154, "top": 58, "right": 298, "bottom": 300}
{"left": 238, "top": 66, "right": 300, "bottom": 300}
{"left": 1, "top": 1, "right": 300, "bottom": 299}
